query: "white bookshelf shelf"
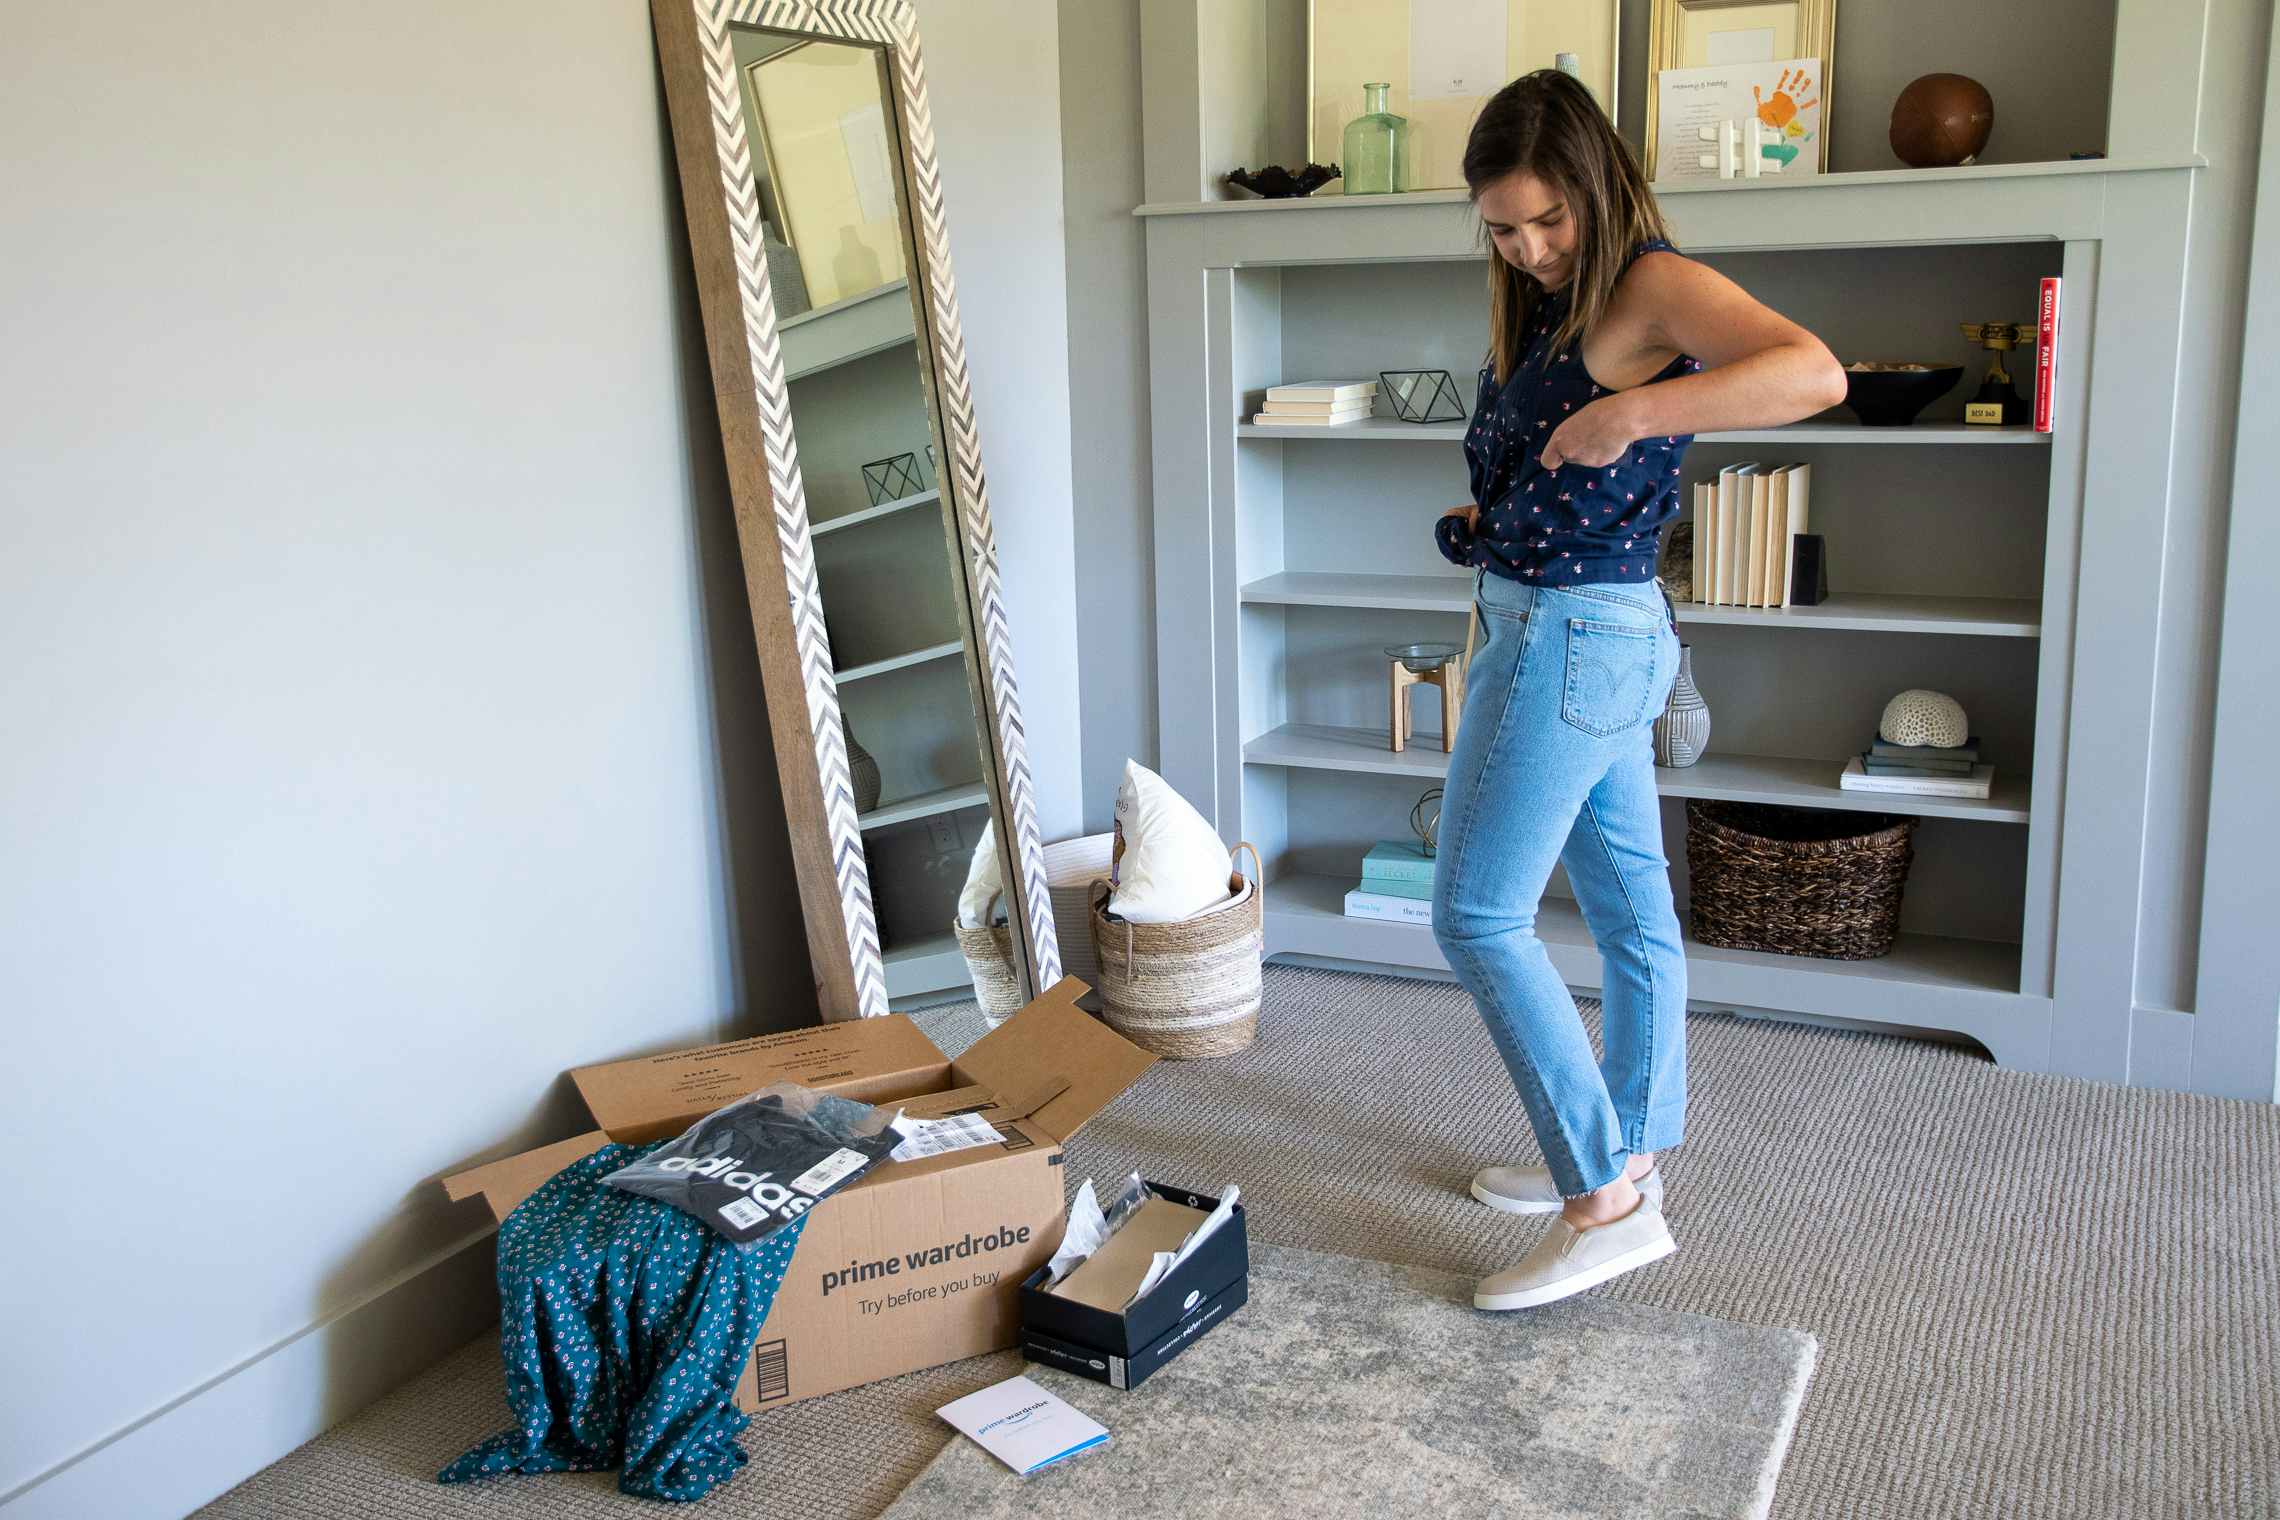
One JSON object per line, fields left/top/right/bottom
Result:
{"left": 811, "top": 488, "right": 940, "bottom": 537}
{"left": 884, "top": 930, "right": 970, "bottom": 1000}
{"left": 1243, "top": 722, "right": 2030, "bottom": 824}
{"left": 1237, "top": 417, "right": 2049, "bottom": 445}
{"left": 1239, "top": 573, "right": 2041, "bottom": 637}
{"left": 1265, "top": 871, "right": 2019, "bottom": 998}
{"left": 835, "top": 639, "right": 962, "bottom": 684}
{"left": 781, "top": 278, "right": 916, "bottom": 381}
{"left": 857, "top": 781, "right": 989, "bottom": 832}
{"left": 1133, "top": 155, "right": 2205, "bottom": 218}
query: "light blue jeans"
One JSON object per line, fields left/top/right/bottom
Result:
{"left": 1431, "top": 569, "right": 1689, "bottom": 1198}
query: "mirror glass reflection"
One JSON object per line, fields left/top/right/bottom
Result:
{"left": 732, "top": 26, "right": 1011, "bottom": 1003}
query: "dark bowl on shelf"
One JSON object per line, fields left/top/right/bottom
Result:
{"left": 1841, "top": 364, "right": 1964, "bottom": 426}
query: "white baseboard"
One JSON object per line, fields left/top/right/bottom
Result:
{"left": 1, "top": 1228, "right": 498, "bottom": 1520}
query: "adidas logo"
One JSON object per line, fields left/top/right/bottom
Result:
{"left": 659, "top": 1154, "right": 804, "bottom": 1215}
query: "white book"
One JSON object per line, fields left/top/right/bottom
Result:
{"left": 1266, "top": 378, "right": 1378, "bottom": 404}
{"left": 1257, "top": 395, "right": 1374, "bottom": 417}
{"left": 935, "top": 1375, "right": 1110, "bottom": 1476}
{"left": 1258, "top": 397, "right": 1374, "bottom": 419}
{"left": 1838, "top": 757, "right": 1994, "bottom": 799}
{"left": 1345, "top": 887, "right": 1433, "bottom": 923}
{"left": 1253, "top": 406, "right": 1373, "bottom": 426}
{"left": 1772, "top": 463, "right": 1809, "bottom": 607}
{"left": 1744, "top": 471, "right": 1770, "bottom": 607}
{"left": 1716, "top": 464, "right": 1757, "bottom": 604}
{"left": 1691, "top": 482, "right": 1712, "bottom": 602}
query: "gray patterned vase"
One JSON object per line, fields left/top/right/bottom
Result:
{"left": 1653, "top": 645, "right": 1710, "bottom": 768}
{"left": 844, "top": 716, "right": 883, "bottom": 812}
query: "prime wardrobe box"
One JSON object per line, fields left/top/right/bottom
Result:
{"left": 440, "top": 976, "right": 1155, "bottom": 1410}
{"left": 1017, "top": 1183, "right": 1250, "bottom": 1390}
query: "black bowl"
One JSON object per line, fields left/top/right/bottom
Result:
{"left": 1225, "top": 163, "right": 1341, "bottom": 198}
{"left": 1842, "top": 365, "right": 1964, "bottom": 427}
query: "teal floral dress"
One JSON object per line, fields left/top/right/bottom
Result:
{"left": 438, "top": 1141, "right": 806, "bottom": 1502}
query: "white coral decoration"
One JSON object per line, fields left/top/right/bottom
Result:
{"left": 1879, "top": 688, "right": 1968, "bottom": 748}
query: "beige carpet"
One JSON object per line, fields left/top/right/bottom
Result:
{"left": 199, "top": 964, "right": 2280, "bottom": 1520}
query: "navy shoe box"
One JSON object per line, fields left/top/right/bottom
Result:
{"left": 1017, "top": 1182, "right": 1248, "bottom": 1390}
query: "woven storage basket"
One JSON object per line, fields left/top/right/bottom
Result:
{"left": 1685, "top": 800, "right": 1916, "bottom": 960}
{"left": 1041, "top": 832, "right": 1115, "bottom": 993}
{"left": 1088, "top": 842, "right": 1263, "bottom": 1059}
{"left": 953, "top": 889, "right": 1024, "bottom": 1027}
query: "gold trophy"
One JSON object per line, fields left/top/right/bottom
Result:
{"left": 1959, "top": 321, "right": 2036, "bottom": 426}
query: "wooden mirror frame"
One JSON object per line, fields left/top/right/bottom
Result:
{"left": 651, "top": 0, "right": 1060, "bottom": 1020}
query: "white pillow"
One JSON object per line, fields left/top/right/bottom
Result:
{"left": 1108, "top": 760, "right": 1232, "bottom": 923}
{"left": 956, "top": 818, "right": 1002, "bottom": 929}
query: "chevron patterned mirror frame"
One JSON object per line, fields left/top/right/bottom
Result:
{"left": 651, "top": 0, "right": 1060, "bottom": 1021}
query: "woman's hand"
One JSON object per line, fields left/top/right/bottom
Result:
{"left": 1441, "top": 503, "right": 1481, "bottom": 533}
{"left": 1539, "top": 394, "right": 1641, "bottom": 471}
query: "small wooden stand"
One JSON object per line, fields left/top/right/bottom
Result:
{"left": 1390, "top": 653, "right": 1465, "bottom": 754}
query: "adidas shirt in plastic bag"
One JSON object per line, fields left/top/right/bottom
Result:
{"left": 601, "top": 1082, "right": 901, "bottom": 1244}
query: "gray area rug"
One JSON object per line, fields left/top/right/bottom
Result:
{"left": 879, "top": 1241, "right": 1815, "bottom": 1520}
{"left": 196, "top": 964, "right": 2280, "bottom": 1519}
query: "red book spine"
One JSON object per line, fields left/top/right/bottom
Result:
{"left": 2035, "top": 277, "right": 2061, "bottom": 433}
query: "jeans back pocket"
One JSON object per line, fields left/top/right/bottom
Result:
{"left": 1560, "top": 618, "right": 1665, "bottom": 737}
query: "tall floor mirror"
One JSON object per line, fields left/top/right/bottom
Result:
{"left": 651, "top": 0, "right": 1060, "bottom": 1020}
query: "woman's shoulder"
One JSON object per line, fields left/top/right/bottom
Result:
{"left": 1613, "top": 242, "right": 1700, "bottom": 303}
{"left": 1624, "top": 238, "right": 1689, "bottom": 274}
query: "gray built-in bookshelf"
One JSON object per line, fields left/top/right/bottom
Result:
{"left": 1140, "top": 105, "right": 2208, "bottom": 1076}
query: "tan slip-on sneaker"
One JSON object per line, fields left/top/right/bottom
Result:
{"left": 1473, "top": 1194, "right": 1676, "bottom": 1311}
{"left": 1470, "top": 1162, "right": 1663, "bottom": 1215}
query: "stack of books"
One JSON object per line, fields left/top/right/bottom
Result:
{"left": 1343, "top": 840, "right": 1434, "bottom": 924}
{"left": 1253, "top": 379, "right": 1377, "bottom": 427}
{"left": 1838, "top": 736, "right": 1995, "bottom": 800}
{"left": 1690, "top": 462, "right": 1811, "bottom": 607}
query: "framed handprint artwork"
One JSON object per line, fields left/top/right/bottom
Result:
{"left": 1646, "top": 0, "right": 1835, "bottom": 177}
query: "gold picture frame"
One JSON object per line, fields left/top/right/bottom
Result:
{"left": 1646, "top": 0, "right": 1836, "bottom": 176}
{"left": 1308, "top": 0, "right": 1622, "bottom": 194}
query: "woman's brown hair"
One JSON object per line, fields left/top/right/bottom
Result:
{"left": 1464, "top": 70, "right": 1670, "bottom": 384}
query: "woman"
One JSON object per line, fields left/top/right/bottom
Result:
{"left": 1430, "top": 72, "right": 1844, "bottom": 1311}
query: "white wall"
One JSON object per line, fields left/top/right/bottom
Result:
{"left": 0, "top": 2, "right": 1083, "bottom": 1515}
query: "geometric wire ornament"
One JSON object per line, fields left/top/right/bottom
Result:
{"left": 863, "top": 451, "right": 925, "bottom": 506}
{"left": 1379, "top": 369, "right": 1466, "bottom": 424}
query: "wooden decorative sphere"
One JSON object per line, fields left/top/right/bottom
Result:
{"left": 1889, "top": 73, "right": 1994, "bottom": 168}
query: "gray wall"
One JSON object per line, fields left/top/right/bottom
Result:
{"left": 2132, "top": 0, "right": 2270, "bottom": 1016}
{"left": 0, "top": 1, "right": 1082, "bottom": 1514}
{"left": 1061, "top": 0, "right": 1159, "bottom": 830}
{"left": 921, "top": 0, "right": 1087, "bottom": 843}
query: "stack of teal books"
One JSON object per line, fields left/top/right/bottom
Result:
{"left": 1343, "top": 841, "right": 1435, "bottom": 924}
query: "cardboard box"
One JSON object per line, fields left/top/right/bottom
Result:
{"left": 1017, "top": 1182, "right": 1249, "bottom": 1390}
{"left": 441, "top": 976, "right": 1154, "bottom": 1409}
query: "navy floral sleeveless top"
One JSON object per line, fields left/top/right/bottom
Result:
{"left": 1435, "top": 239, "right": 1702, "bottom": 587}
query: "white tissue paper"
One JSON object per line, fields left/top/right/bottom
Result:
{"left": 956, "top": 818, "right": 1002, "bottom": 929}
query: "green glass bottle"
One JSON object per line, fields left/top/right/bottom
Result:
{"left": 1341, "top": 82, "right": 1407, "bottom": 195}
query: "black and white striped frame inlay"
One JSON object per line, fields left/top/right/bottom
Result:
{"left": 665, "top": 0, "right": 1061, "bottom": 1017}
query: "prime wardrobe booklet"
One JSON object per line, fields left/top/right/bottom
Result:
{"left": 936, "top": 1375, "right": 1110, "bottom": 1476}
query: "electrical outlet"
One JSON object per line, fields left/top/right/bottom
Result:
{"left": 927, "top": 814, "right": 962, "bottom": 854}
